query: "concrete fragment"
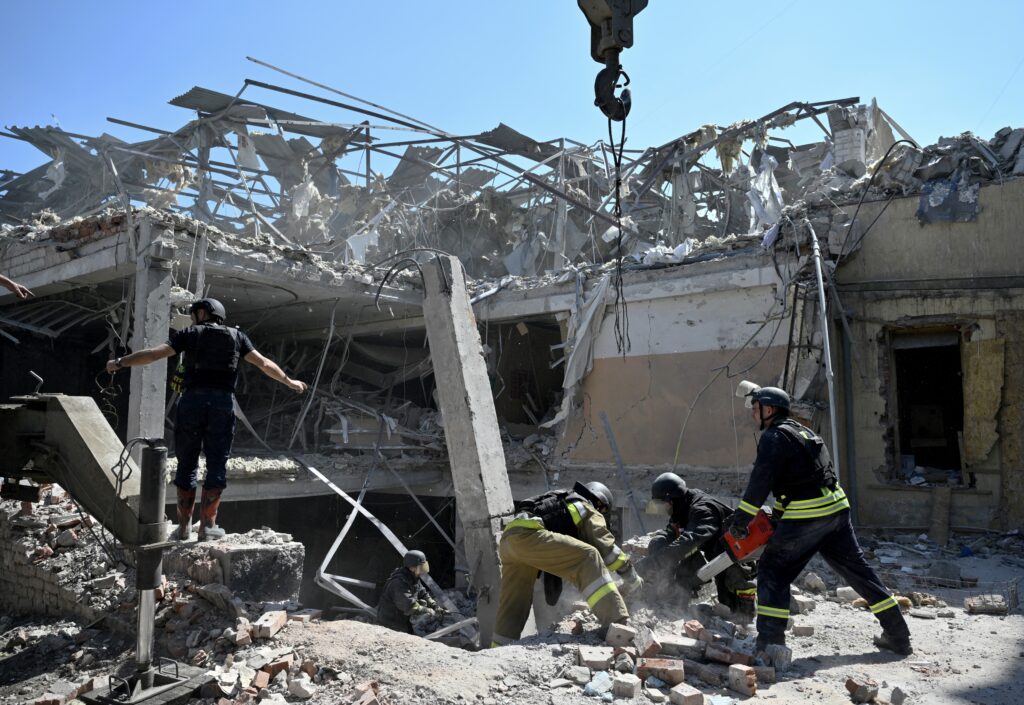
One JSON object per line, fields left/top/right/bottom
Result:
{"left": 668, "top": 682, "right": 703, "bottom": 705}
{"left": 791, "top": 594, "right": 816, "bottom": 614}
{"left": 254, "top": 610, "right": 287, "bottom": 639}
{"left": 964, "top": 594, "right": 1008, "bottom": 615}
{"left": 612, "top": 673, "right": 642, "bottom": 698}
{"left": 54, "top": 529, "right": 78, "bottom": 547}
{"left": 727, "top": 664, "right": 757, "bottom": 696}
{"left": 288, "top": 674, "right": 316, "bottom": 699}
{"left": 751, "top": 665, "right": 776, "bottom": 683}
{"left": 566, "top": 665, "right": 591, "bottom": 685}
{"left": 801, "top": 571, "right": 827, "bottom": 593}
{"left": 636, "top": 658, "right": 686, "bottom": 686}
{"left": 910, "top": 609, "right": 937, "bottom": 619}
{"left": 578, "top": 645, "right": 615, "bottom": 670}
{"left": 764, "top": 644, "right": 792, "bottom": 671}
{"left": 891, "top": 686, "right": 908, "bottom": 705}
{"left": 682, "top": 620, "right": 704, "bottom": 639}
{"left": 208, "top": 540, "right": 305, "bottom": 602}
{"left": 792, "top": 625, "right": 815, "bottom": 636}
{"left": 605, "top": 622, "right": 637, "bottom": 647}
{"left": 937, "top": 609, "right": 956, "bottom": 618}
{"left": 613, "top": 652, "right": 635, "bottom": 673}
{"left": 288, "top": 608, "right": 323, "bottom": 623}
{"left": 647, "top": 689, "right": 668, "bottom": 703}
{"left": 845, "top": 676, "right": 879, "bottom": 703}
{"left": 658, "top": 635, "right": 706, "bottom": 660}
{"left": 836, "top": 586, "right": 859, "bottom": 602}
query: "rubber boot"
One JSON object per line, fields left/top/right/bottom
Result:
{"left": 175, "top": 488, "right": 196, "bottom": 541}
{"left": 198, "top": 488, "right": 226, "bottom": 541}
{"left": 873, "top": 631, "right": 913, "bottom": 656}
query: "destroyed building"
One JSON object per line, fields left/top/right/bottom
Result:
{"left": 2, "top": 69, "right": 1024, "bottom": 638}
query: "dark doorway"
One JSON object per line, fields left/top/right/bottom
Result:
{"left": 893, "top": 337, "right": 963, "bottom": 473}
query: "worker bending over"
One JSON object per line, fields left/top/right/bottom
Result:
{"left": 492, "top": 481, "right": 643, "bottom": 646}
{"left": 640, "top": 472, "right": 756, "bottom": 616}
{"left": 730, "top": 383, "right": 912, "bottom": 656}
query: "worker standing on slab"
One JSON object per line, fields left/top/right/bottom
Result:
{"left": 491, "top": 481, "right": 643, "bottom": 646}
{"left": 639, "top": 472, "right": 757, "bottom": 616}
{"left": 376, "top": 550, "right": 443, "bottom": 634}
{"left": 730, "top": 383, "right": 912, "bottom": 656}
{"left": 105, "top": 298, "right": 307, "bottom": 541}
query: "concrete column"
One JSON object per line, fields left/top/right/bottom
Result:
{"left": 422, "top": 255, "right": 514, "bottom": 648}
{"left": 128, "top": 219, "right": 173, "bottom": 445}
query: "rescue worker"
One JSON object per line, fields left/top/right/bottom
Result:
{"left": 377, "top": 550, "right": 442, "bottom": 634}
{"left": 105, "top": 298, "right": 307, "bottom": 540}
{"left": 492, "top": 481, "right": 643, "bottom": 646}
{"left": 640, "top": 472, "right": 756, "bottom": 616}
{"left": 730, "top": 383, "right": 912, "bottom": 656}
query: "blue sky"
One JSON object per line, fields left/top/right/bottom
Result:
{"left": 2, "top": 1, "right": 1022, "bottom": 175}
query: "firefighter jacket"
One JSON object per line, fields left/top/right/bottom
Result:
{"left": 505, "top": 490, "right": 631, "bottom": 574}
{"left": 736, "top": 416, "right": 848, "bottom": 523}
{"left": 376, "top": 567, "right": 436, "bottom": 633}
{"left": 661, "top": 488, "right": 733, "bottom": 559}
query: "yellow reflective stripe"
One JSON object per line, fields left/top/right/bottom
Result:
{"left": 735, "top": 588, "right": 757, "bottom": 596}
{"left": 756, "top": 604, "right": 790, "bottom": 619}
{"left": 870, "top": 596, "right": 898, "bottom": 614}
{"left": 567, "top": 501, "right": 584, "bottom": 526}
{"left": 785, "top": 487, "right": 847, "bottom": 509}
{"left": 504, "top": 517, "right": 544, "bottom": 531}
{"left": 737, "top": 501, "right": 760, "bottom": 516}
{"left": 586, "top": 581, "right": 619, "bottom": 608}
{"left": 780, "top": 497, "right": 850, "bottom": 519}
{"left": 604, "top": 545, "right": 628, "bottom": 571}
{"left": 607, "top": 553, "right": 628, "bottom": 572}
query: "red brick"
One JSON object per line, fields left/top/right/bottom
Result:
{"left": 669, "top": 682, "right": 703, "bottom": 705}
{"left": 682, "top": 620, "right": 704, "bottom": 639}
{"left": 252, "top": 670, "right": 270, "bottom": 689}
{"left": 254, "top": 610, "right": 287, "bottom": 639}
{"left": 635, "top": 658, "right": 686, "bottom": 685}
{"left": 262, "top": 652, "right": 294, "bottom": 677}
{"left": 728, "top": 664, "right": 757, "bottom": 696}
{"left": 633, "top": 625, "right": 662, "bottom": 658}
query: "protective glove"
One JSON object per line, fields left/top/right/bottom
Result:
{"left": 619, "top": 564, "right": 644, "bottom": 597}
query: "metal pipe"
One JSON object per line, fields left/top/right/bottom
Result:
{"left": 805, "top": 222, "right": 841, "bottom": 479}
{"left": 135, "top": 443, "right": 167, "bottom": 686}
{"left": 842, "top": 323, "right": 859, "bottom": 523}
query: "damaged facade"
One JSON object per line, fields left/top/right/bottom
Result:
{"left": 3, "top": 71, "right": 1024, "bottom": 626}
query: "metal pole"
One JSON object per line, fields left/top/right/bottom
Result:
{"left": 805, "top": 223, "right": 841, "bottom": 479}
{"left": 135, "top": 443, "right": 167, "bottom": 688}
{"left": 599, "top": 411, "right": 647, "bottom": 535}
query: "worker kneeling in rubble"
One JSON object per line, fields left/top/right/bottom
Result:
{"left": 731, "top": 383, "right": 912, "bottom": 656}
{"left": 639, "top": 472, "right": 756, "bottom": 616}
{"left": 491, "top": 482, "right": 643, "bottom": 646}
{"left": 377, "top": 550, "right": 443, "bottom": 634}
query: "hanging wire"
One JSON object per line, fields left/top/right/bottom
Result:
{"left": 607, "top": 74, "right": 631, "bottom": 355}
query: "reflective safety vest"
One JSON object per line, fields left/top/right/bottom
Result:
{"left": 505, "top": 490, "right": 589, "bottom": 539}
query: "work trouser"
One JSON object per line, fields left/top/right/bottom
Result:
{"left": 756, "top": 509, "right": 909, "bottom": 645}
{"left": 492, "top": 527, "right": 628, "bottom": 644}
{"left": 174, "top": 388, "right": 236, "bottom": 491}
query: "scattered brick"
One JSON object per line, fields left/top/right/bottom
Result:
{"left": 792, "top": 624, "right": 815, "bottom": 636}
{"left": 752, "top": 665, "right": 776, "bottom": 683}
{"left": 668, "top": 682, "right": 703, "bottom": 705}
{"left": 845, "top": 676, "right": 879, "bottom": 703}
{"left": 262, "top": 652, "right": 294, "bottom": 677}
{"left": 252, "top": 670, "right": 270, "bottom": 690}
{"left": 728, "top": 664, "right": 757, "bottom": 696}
{"left": 605, "top": 622, "right": 637, "bottom": 647}
{"left": 682, "top": 620, "right": 704, "bottom": 639}
{"left": 577, "top": 645, "right": 615, "bottom": 670}
{"left": 612, "top": 673, "right": 642, "bottom": 698}
{"left": 633, "top": 624, "right": 662, "bottom": 657}
{"left": 964, "top": 594, "right": 1009, "bottom": 615}
{"left": 635, "top": 658, "right": 686, "bottom": 686}
{"left": 657, "top": 635, "right": 706, "bottom": 660}
{"left": 254, "top": 610, "right": 287, "bottom": 639}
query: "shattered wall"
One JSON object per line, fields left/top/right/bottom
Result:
{"left": 835, "top": 179, "right": 1024, "bottom": 528}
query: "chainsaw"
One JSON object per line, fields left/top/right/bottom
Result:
{"left": 697, "top": 508, "right": 774, "bottom": 582}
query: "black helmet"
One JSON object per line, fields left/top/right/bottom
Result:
{"left": 651, "top": 472, "right": 688, "bottom": 501}
{"left": 749, "top": 386, "right": 790, "bottom": 411}
{"left": 190, "top": 298, "right": 226, "bottom": 322}
{"left": 574, "top": 480, "right": 614, "bottom": 512}
{"left": 403, "top": 550, "right": 427, "bottom": 568}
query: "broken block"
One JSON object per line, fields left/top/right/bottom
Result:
{"left": 605, "top": 622, "right": 637, "bottom": 647}
{"left": 577, "top": 645, "right": 615, "bottom": 670}
{"left": 752, "top": 665, "right": 776, "bottom": 683}
{"left": 668, "top": 682, "right": 703, "bottom": 705}
{"left": 633, "top": 625, "right": 662, "bottom": 657}
{"left": 288, "top": 608, "right": 323, "bottom": 623}
{"left": 964, "top": 594, "right": 1008, "bottom": 615}
{"left": 254, "top": 610, "right": 287, "bottom": 639}
{"left": 658, "top": 635, "right": 706, "bottom": 660}
{"left": 792, "top": 625, "right": 815, "bottom": 637}
{"left": 612, "top": 673, "right": 642, "bottom": 698}
{"left": 252, "top": 671, "right": 270, "bottom": 690}
{"left": 207, "top": 540, "right": 305, "bottom": 602}
{"left": 566, "top": 665, "right": 591, "bottom": 685}
{"left": 836, "top": 586, "right": 859, "bottom": 602}
{"left": 764, "top": 644, "right": 792, "bottom": 671}
{"left": 262, "top": 652, "right": 293, "bottom": 677}
{"left": 635, "top": 658, "right": 685, "bottom": 686}
{"left": 728, "top": 664, "right": 757, "bottom": 696}
{"left": 683, "top": 659, "right": 727, "bottom": 687}
{"left": 845, "top": 676, "right": 879, "bottom": 703}
{"left": 791, "top": 594, "right": 816, "bottom": 614}
{"left": 682, "top": 620, "right": 704, "bottom": 639}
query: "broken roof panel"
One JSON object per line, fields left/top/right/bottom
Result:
{"left": 476, "top": 123, "right": 560, "bottom": 162}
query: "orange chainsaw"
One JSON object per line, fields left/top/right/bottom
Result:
{"left": 696, "top": 508, "right": 774, "bottom": 582}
